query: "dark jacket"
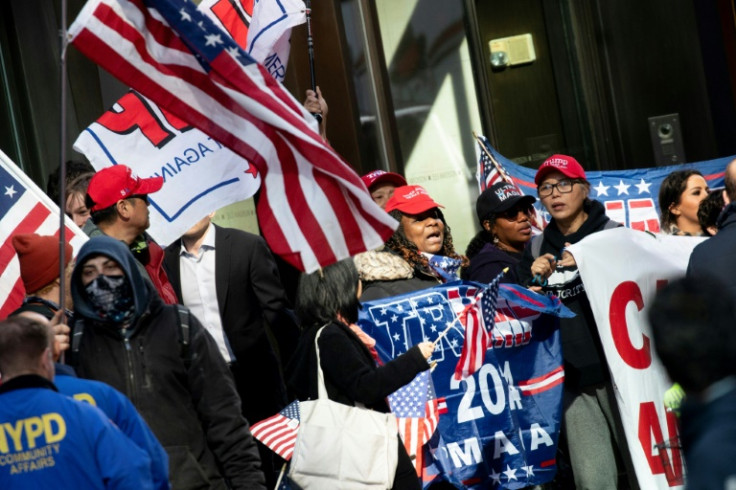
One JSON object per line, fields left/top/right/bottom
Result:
{"left": 286, "top": 322, "right": 427, "bottom": 490}
{"left": 287, "top": 321, "right": 429, "bottom": 411}
{"left": 163, "top": 225, "right": 297, "bottom": 423}
{"left": 54, "top": 368, "right": 170, "bottom": 490}
{"left": 517, "top": 199, "right": 614, "bottom": 389}
{"left": 465, "top": 242, "right": 523, "bottom": 284}
{"left": 687, "top": 202, "right": 736, "bottom": 300}
{"left": 680, "top": 381, "right": 736, "bottom": 489}
{"left": 356, "top": 250, "right": 441, "bottom": 302}
{"left": 70, "top": 235, "right": 265, "bottom": 490}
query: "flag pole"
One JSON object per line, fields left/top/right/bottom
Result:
{"left": 473, "top": 131, "right": 544, "bottom": 230}
{"left": 58, "top": 0, "right": 69, "bottom": 316}
{"left": 304, "top": 0, "right": 322, "bottom": 124}
{"left": 434, "top": 267, "right": 509, "bottom": 344}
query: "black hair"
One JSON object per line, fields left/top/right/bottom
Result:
{"left": 384, "top": 209, "right": 469, "bottom": 274}
{"left": 648, "top": 276, "right": 736, "bottom": 393}
{"left": 0, "top": 316, "right": 51, "bottom": 376}
{"left": 47, "top": 159, "right": 95, "bottom": 203}
{"left": 87, "top": 199, "right": 119, "bottom": 226}
{"left": 658, "top": 169, "right": 703, "bottom": 231}
{"left": 697, "top": 190, "right": 725, "bottom": 236}
{"left": 295, "top": 259, "right": 361, "bottom": 328}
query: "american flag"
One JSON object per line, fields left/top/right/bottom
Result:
{"left": 388, "top": 371, "right": 443, "bottom": 473}
{"left": 454, "top": 268, "right": 503, "bottom": 380}
{"left": 250, "top": 400, "right": 300, "bottom": 460}
{"left": 68, "top": 0, "right": 397, "bottom": 273}
{"left": 476, "top": 134, "right": 510, "bottom": 192}
{"left": 0, "top": 150, "right": 88, "bottom": 318}
{"left": 476, "top": 134, "right": 545, "bottom": 231}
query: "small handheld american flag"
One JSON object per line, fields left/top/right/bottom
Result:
{"left": 454, "top": 268, "right": 504, "bottom": 380}
{"left": 250, "top": 400, "right": 300, "bottom": 460}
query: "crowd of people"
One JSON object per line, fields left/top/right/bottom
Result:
{"left": 2, "top": 107, "right": 736, "bottom": 489}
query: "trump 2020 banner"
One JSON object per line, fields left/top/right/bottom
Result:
{"left": 568, "top": 228, "right": 703, "bottom": 489}
{"left": 359, "top": 282, "right": 573, "bottom": 489}
{"left": 483, "top": 143, "right": 730, "bottom": 232}
{"left": 73, "top": 90, "right": 261, "bottom": 246}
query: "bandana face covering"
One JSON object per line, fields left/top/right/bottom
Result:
{"left": 84, "top": 274, "right": 135, "bottom": 323}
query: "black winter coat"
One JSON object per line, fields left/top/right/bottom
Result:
{"left": 517, "top": 199, "right": 615, "bottom": 389}
{"left": 687, "top": 202, "right": 736, "bottom": 300}
{"left": 70, "top": 236, "right": 265, "bottom": 490}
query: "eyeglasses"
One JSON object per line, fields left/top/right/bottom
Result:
{"left": 537, "top": 179, "right": 581, "bottom": 198}
{"left": 498, "top": 205, "right": 533, "bottom": 221}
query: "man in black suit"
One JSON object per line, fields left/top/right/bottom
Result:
{"left": 164, "top": 214, "right": 299, "bottom": 487}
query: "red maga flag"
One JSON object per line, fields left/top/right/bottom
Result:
{"left": 69, "top": 0, "right": 396, "bottom": 272}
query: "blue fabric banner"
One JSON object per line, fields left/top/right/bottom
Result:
{"left": 359, "top": 282, "right": 573, "bottom": 489}
{"left": 484, "top": 143, "right": 731, "bottom": 232}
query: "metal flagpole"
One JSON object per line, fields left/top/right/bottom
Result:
{"left": 304, "top": 0, "right": 322, "bottom": 124}
{"left": 59, "top": 0, "right": 69, "bottom": 318}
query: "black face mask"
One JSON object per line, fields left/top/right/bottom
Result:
{"left": 84, "top": 275, "right": 135, "bottom": 323}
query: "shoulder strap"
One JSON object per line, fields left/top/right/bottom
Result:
{"left": 531, "top": 233, "right": 544, "bottom": 258}
{"left": 68, "top": 317, "right": 86, "bottom": 367}
{"left": 175, "top": 305, "right": 193, "bottom": 367}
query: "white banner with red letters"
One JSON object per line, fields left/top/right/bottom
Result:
{"left": 568, "top": 227, "right": 705, "bottom": 489}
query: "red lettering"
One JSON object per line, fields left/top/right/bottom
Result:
{"left": 609, "top": 281, "right": 651, "bottom": 369}
{"left": 638, "top": 402, "right": 684, "bottom": 486}
{"left": 160, "top": 107, "right": 193, "bottom": 133}
{"left": 97, "top": 92, "right": 175, "bottom": 148}
{"left": 208, "top": 0, "right": 253, "bottom": 49}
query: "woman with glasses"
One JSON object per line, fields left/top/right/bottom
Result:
{"left": 463, "top": 182, "right": 536, "bottom": 284}
{"left": 356, "top": 185, "right": 468, "bottom": 302}
{"left": 517, "top": 155, "right": 633, "bottom": 490}
{"left": 658, "top": 169, "right": 709, "bottom": 235}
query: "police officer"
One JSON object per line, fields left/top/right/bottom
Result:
{"left": 0, "top": 316, "right": 154, "bottom": 489}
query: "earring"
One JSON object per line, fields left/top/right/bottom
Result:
{"left": 493, "top": 235, "right": 499, "bottom": 244}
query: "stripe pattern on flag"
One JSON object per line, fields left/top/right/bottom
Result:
{"left": 0, "top": 152, "right": 88, "bottom": 318}
{"left": 389, "top": 371, "right": 442, "bottom": 474}
{"left": 68, "top": 0, "right": 397, "bottom": 273}
{"left": 454, "top": 269, "right": 504, "bottom": 380}
{"left": 518, "top": 366, "right": 565, "bottom": 396}
{"left": 250, "top": 400, "right": 300, "bottom": 460}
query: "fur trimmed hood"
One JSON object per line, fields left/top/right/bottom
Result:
{"left": 354, "top": 250, "right": 414, "bottom": 282}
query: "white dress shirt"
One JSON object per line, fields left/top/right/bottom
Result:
{"left": 179, "top": 223, "right": 235, "bottom": 362}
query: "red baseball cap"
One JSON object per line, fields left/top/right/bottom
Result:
{"left": 87, "top": 165, "right": 164, "bottom": 212}
{"left": 361, "top": 170, "right": 407, "bottom": 191}
{"left": 534, "top": 154, "right": 587, "bottom": 185}
{"left": 385, "top": 185, "right": 444, "bottom": 214}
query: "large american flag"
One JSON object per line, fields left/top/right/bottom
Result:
{"left": 250, "top": 400, "right": 300, "bottom": 460}
{"left": 68, "top": 0, "right": 396, "bottom": 273}
{"left": 0, "top": 150, "right": 88, "bottom": 318}
{"left": 388, "top": 370, "right": 444, "bottom": 474}
{"left": 454, "top": 269, "right": 503, "bottom": 380}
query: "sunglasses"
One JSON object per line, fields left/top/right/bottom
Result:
{"left": 498, "top": 205, "right": 534, "bottom": 221}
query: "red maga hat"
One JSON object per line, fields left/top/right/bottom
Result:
{"left": 385, "top": 185, "right": 444, "bottom": 214}
{"left": 534, "top": 154, "right": 587, "bottom": 185}
{"left": 87, "top": 165, "right": 163, "bottom": 212}
{"left": 360, "top": 170, "right": 407, "bottom": 191}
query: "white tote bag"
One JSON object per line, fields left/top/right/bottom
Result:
{"left": 287, "top": 326, "right": 399, "bottom": 489}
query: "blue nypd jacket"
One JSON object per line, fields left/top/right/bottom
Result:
{"left": 54, "top": 364, "right": 169, "bottom": 489}
{"left": 0, "top": 374, "right": 153, "bottom": 489}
